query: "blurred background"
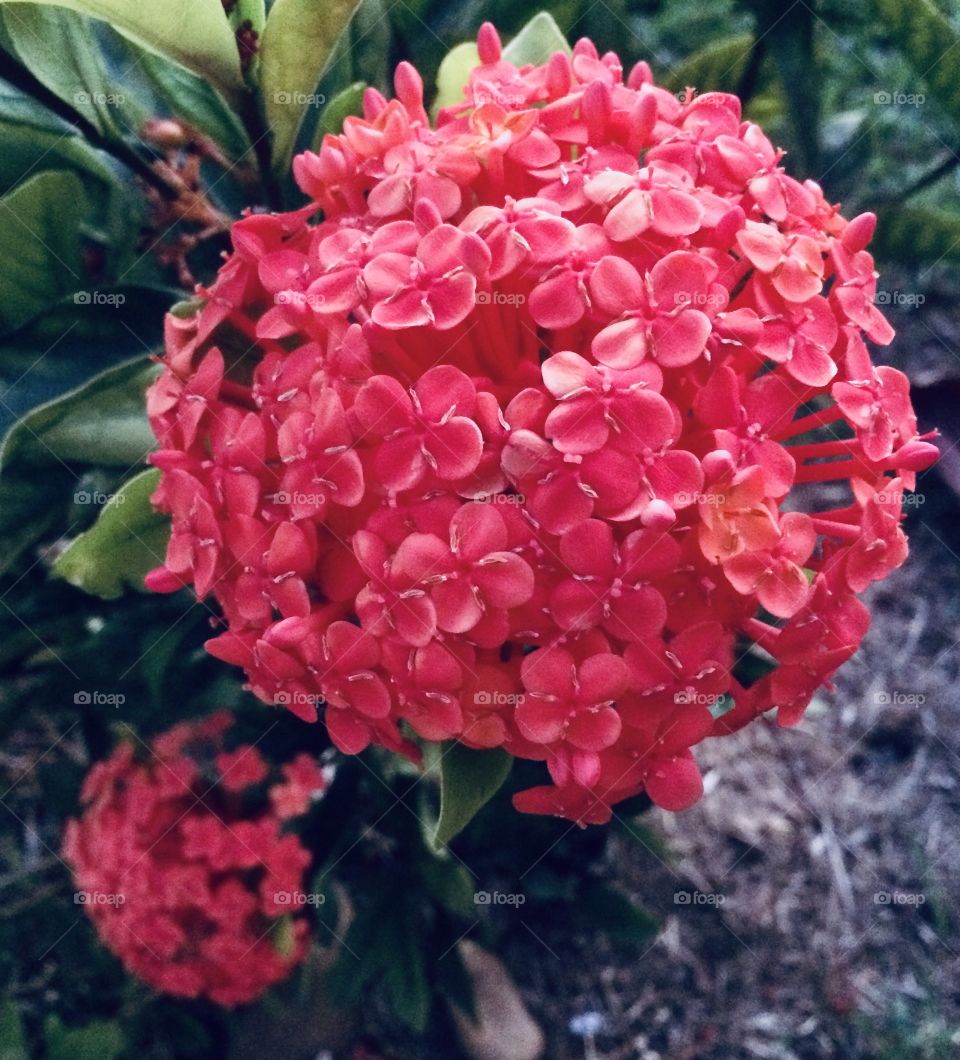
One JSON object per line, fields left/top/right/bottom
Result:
{"left": 0, "top": 1, "right": 958, "bottom": 1057}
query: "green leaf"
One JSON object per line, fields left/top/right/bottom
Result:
{"left": 43, "top": 1015, "right": 123, "bottom": 1060}
{"left": 259, "top": 0, "right": 363, "bottom": 171}
{"left": 663, "top": 33, "right": 754, "bottom": 96}
{"left": 313, "top": 81, "right": 365, "bottom": 145}
{"left": 0, "top": 5, "right": 143, "bottom": 138}
{"left": 0, "top": 0, "right": 244, "bottom": 94}
{"left": 0, "top": 170, "right": 89, "bottom": 334}
{"left": 53, "top": 468, "right": 169, "bottom": 599}
{"left": 0, "top": 1001, "right": 28, "bottom": 1060}
{"left": 433, "top": 41, "right": 480, "bottom": 113}
{"left": 0, "top": 357, "right": 159, "bottom": 472}
{"left": 383, "top": 910, "right": 431, "bottom": 1032}
{"left": 502, "top": 11, "right": 571, "bottom": 67}
{"left": 229, "top": 0, "right": 265, "bottom": 35}
{"left": 139, "top": 51, "right": 251, "bottom": 161}
{"left": 577, "top": 882, "right": 658, "bottom": 943}
{"left": 874, "top": 0, "right": 960, "bottom": 122}
{"left": 0, "top": 83, "right": 107, "bottom": 182}
{"left": 433, "top": 743, "right": 513, "bottom": 847}
{"left": 419, "top": 853, "right": 476, "bottom": 918}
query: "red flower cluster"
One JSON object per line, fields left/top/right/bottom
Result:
{"left": 63, "top": 714, "right": 325, "bottom": 1005}
{"left": 146, "top": 25, "right": 935, "bottom": 825}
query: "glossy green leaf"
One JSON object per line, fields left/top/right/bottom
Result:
{"left": 0, "top": 85, "right": 117, "bottom": 195}
{"left": 383, "top": 907, "right": 431, "bottom": 1032}
{"left": 502, "top": 11, "right": 570, "bottom": 67}
{"left": 53, "top": 468, "right": 168, "bottom": 599}
{"left": 259, "top": 0, "right": 363, "bottom": 171}
{"left": 139, "top": 51, "right": 251, "bottom": 161}
{"left": 0, "top": 5, "right": 143, "bottom": 138}
{"left": 0, "top": 291, "right": 170, "bottom": 437}
{"left": 433, "top": 41, "right": 479, "bottom": 113}
{"left": 229, "top": 0, "right": 265, "bottom": 35}
{"left": 313, "top": 80, "right": 365, "bottom": 144}
{"left": 0, "top": 357, "right": 159, "bottom": 471}
{"left": 0, "top": 0, "right": 244, "bottom": 93}
{"left": 0, "top": 170, "right": 88, "bottom": 334}
{"left": 433, "top": 743, "right": 513, "bottom": 847}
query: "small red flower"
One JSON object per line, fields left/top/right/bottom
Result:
{"left": 64, "top": 719, "right": 319, "bottom": 1006}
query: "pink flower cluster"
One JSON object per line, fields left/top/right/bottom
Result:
{"left": 146, "top": 25, "right": 936, "bottom": 825}
{"left": 63, "top": 714, "right": 325, "bottom": 1005}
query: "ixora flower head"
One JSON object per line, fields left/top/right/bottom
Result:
{"left": 63, "top": 714, "right": 325, "bottom": 1005}
{"left": 145, "top": 25, "right": 936, "bottom": 826}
